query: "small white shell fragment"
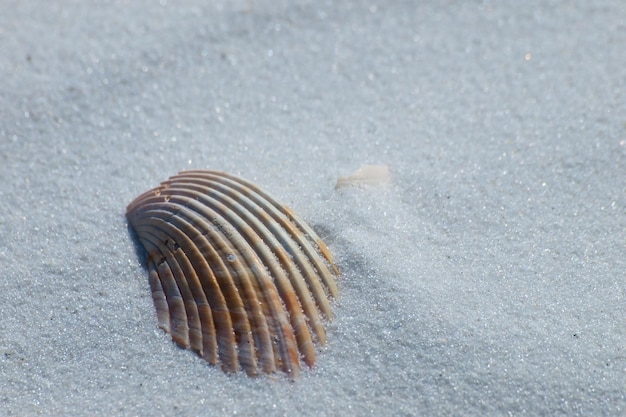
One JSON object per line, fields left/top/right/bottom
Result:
{"left": 335, "top": 164, "right": 391, "bottom": 189}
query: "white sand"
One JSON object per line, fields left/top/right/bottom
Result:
{"left": 1, "top": 1, "right": 625, "bottom": 415}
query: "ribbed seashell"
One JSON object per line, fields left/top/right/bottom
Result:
{"left": 126, "top": 170, "right": 339, "bottom": 377}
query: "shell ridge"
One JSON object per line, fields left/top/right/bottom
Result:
{"left": 206, "top": 174, "right": 331, "bottom": 249}
{"left": 167, "top": 179, "right": 326, "bottom": 372}
{"left": 147, "top": 259, "right": 171, "bottom": 332}
{"left": 164, "top": 194, "right": 282, "bottom": 374}
{"left": 151, "top": 203, "right": 271, "bottom": 375}
{"left": 140, "top": 226, "right": 204, "bottom": 352}
{"left": 143, "top": 240, "right": 190, "bottom": 348}
{"left": 166, "top": 185, "right": 325, "bottom": 354}
{"left": 135, "top": 219, "right": 218, "bottom": 362}
{"left": 134, "top": 209, "right": 244, "bottom": 372}
{"left": 180, "top": 172, "right": 338, "bottom": 297}
{"left": 157, "top": 183, "right": 302, "bottom": 374}
{"left": 173, "top": 176, "right": 336, "bottom": 317}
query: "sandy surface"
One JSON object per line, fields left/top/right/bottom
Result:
{"left": 1, "top": 1, "right": 625, "bottom": 415}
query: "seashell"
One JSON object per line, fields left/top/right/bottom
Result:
{"left": 335, "top": 164, "right": 391, "bottom": 189}
{"left": 126, "top": 170, "right": 339, "bottom": 377}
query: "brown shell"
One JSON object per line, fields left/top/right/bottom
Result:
{"left": 126, "top": 170, "right": 339, "bottom": 377}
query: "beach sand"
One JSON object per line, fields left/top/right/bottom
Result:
{"left": 1, "top": 1, "right": 625, "bottom": 415}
